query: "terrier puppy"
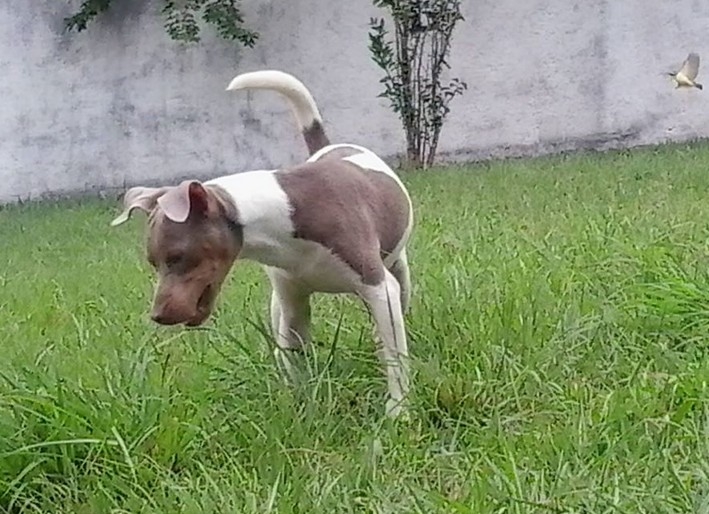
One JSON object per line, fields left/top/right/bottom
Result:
{"left": 111, "top": 70, "right": 414, "bottom": 417}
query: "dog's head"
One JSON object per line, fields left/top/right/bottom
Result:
{"left": 111, "top": 180, "right": 242, "bottom": 327}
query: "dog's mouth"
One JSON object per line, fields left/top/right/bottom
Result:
{"left": 186, "top": 284, "right": 214, "bottom": 327}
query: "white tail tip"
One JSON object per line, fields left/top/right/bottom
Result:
{"left": 225, "top": 70, "right": 299, "bottom": 92}
{"left": 224, "top": 69, "right": 323, "bottom": 127}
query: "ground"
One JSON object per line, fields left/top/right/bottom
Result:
{"left": 2, "top": 142, "right": 709, "bottom": 513}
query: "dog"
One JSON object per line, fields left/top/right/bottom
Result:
{"left": 110, "top": 70, "right": 414, "bottom": 417}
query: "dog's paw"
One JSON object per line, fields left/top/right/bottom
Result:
{"left": 273, "top": 347, "right": 306, "bottom": 386}
{"left": 385, "top": 398, "right": 409, "bottom": 420}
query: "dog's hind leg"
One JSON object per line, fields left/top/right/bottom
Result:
{"left": 388, "top": 250, "right": 411, "bottom": 315}
{"left": 359, "top": 267, "right": 410, "bottom": 418}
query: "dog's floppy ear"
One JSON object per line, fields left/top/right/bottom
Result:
{"left": 110, "top": 186, "right": 168, "bottom": 227}
{"left": 157, "top": 180, "right": 210, "bottom": 223}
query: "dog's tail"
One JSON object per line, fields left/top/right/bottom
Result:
{"left": 226, "top": 70, "right": 330, "bottom": 156}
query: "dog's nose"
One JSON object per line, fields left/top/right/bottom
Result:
{"left": 151, "top": 311, "right": 176, "bottom": 325}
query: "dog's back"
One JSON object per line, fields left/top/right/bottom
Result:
{"left": 275, "top": 144, "right": 411, "bottom": 279}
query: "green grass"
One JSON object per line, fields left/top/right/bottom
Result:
{"left": 3, "top": 142, "right": 709, "bottom": 513}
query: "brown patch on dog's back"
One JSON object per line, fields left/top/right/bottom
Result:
{"left": 275, "top": 158, "right": 409, "bottom": 285}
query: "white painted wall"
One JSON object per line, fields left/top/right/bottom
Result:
{"left": 1, "top": 0, "right": 708, "bottom": 203}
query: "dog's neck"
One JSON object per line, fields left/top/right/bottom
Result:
{"left": 205, "top": 170, "right": 295, "bottom": 268}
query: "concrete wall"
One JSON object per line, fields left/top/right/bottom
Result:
{"left": 2, "top": 0, "right": 709, "bottom": 203}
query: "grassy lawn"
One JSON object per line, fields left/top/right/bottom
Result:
{"left": 3, "top": 142, "right": 709, "bottom": 513}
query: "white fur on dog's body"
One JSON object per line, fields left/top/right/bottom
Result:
{"left": 205, "top": 145, "right": 409, "bottom": 294}
{"left": 209, "top": 167, "right": 364, "bottom": 293}
{"left": 205, "top": 170, "right": 293, "bottom": 269}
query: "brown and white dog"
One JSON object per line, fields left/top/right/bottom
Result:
{"left": 110, "top": 70, "right": 414, "bottom": 417}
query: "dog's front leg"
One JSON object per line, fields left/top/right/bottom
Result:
{"left": 359, "top": 268, "right": 410, "bottom": 418}
{"left": 267, "top": 274, "right": 312, "bottom": 385}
